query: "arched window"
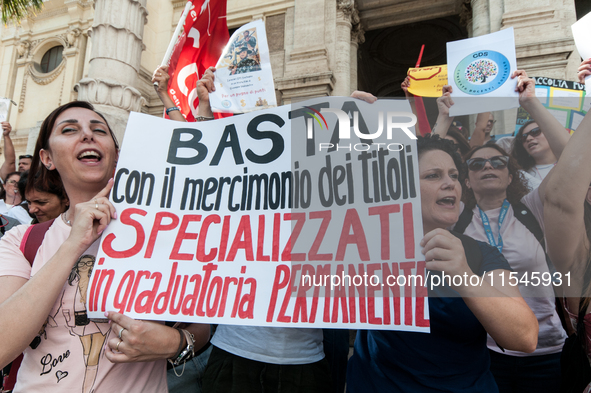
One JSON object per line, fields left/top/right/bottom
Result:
{"left": 39, "top": 46, "right": 63, "bottom": 73}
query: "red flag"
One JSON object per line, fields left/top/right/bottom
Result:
{"left": 167, "top": 0, "right": 229, "bottom": 121}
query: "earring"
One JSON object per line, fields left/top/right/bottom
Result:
{"left": 46, "top": 164, "right": 52, "bottom": 170}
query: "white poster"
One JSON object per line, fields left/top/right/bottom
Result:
{"left": 447, "top": 28, "right": 519, "bottom": 116}
{"left": 86, "top": 98, "right": 429, "bottom": 332}
{"left": 209, "top": 20, "right": 277, "bottom": 113}
{"left": 571, "top": 12, "right": 591, "bottom": 92}
{"left": 0, "top": 98, "right": 11, "bottom": 122}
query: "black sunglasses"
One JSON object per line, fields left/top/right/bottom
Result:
{"left": 519, "top": 127, "right": 541, "bottom": 141}
{"left": 466, "top": 156, "right": 509, "bottom": 171}
{"left": 19, "top": 154, "right": 33, "bottom": 160}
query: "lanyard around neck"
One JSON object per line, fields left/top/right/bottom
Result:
{"left": 478, "top": 199, "right": 510, "bottom": 253}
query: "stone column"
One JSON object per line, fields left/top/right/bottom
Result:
{"left": 333, "top": 0, "right": 354, "bottom": 96}
{"left": 470, "top": 0, "right": 491, "bottom": 37}
{"left": 75, "top": 0, "right": 148, "bottom": 140}
{"left": 350, "top": 13, "right": 364, "bottom": 93}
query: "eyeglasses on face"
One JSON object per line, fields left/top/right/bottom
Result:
{"left": 487, "top": 120, "right": 496, "bottom": 126}
{"left": 77, "top": 260, "right": 94, "bottom": 267}
{"left": 5, "top": 180, "right": 18, "bottom": 185}
{"left": 520, "top": 127, "right": 541, "bottom": 141}
{"left": 466, "top": 156, "right": 509, "bottom": 171}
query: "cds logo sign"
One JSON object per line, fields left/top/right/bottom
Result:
{"left": 454, "top": 50, "right": 510, "bottom": 95}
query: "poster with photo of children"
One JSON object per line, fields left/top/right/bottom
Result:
{"left": 210, "top": 20, "right": 277, "bottom": 113}
{"left": 223, "top": 28, "right": 261, "bottom": 74}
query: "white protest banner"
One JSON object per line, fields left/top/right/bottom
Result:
{"left": 209, "top": 20, "right": 277, "bottom": 113}
{"left": 447, "top": 28, "right": 519, "bottom": 116}
{"left": 86, "top": 97, "right": 429, "bottom": 332}
{"left": 571, "top": 12, "right": 591, "bottom": 92}
{"left": 0, "top": 98, "right": 11, "bottom": 122}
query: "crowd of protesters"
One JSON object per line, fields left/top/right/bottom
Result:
{"left": 1, "top": 51, "right": 591, "bottom": 393}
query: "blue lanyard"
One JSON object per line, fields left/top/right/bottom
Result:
{"left": 478, "top": 199, "right": 510, "bottom": 253}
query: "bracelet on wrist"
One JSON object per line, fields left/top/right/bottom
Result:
{"left": 166, "top": 107, "right": 180, "bottom": 116}
{"left": 171, "top": 328, "right": 185, "bottom": 360}
{"left": 195, "top": 115, "right": 214, "bottom": 122}
{"left": 171, "top": 329, "right": 195, "bottom": 366}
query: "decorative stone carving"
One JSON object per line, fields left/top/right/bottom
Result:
{"left": 16, "top": 41, "right": 30, "bottom": 59}
{"left": 351, "top": 23, "right": 365, "bottom": 45}
{"left": 65, "top": 28, "right": 81, "bottom": 47}
{"left": 337, "top": 0, "right": 355, "bottom": 17}
{"left": 80, "top": 0, "right": 148, "bottom": 134}
{"left": 29, "top": 58, "right": 67, "bottom": 85}
{"left": 75, "top": 78, "right": 147, "bottom": 112}
{"left": 18, "top": 70, "right": 29, "bottom": 113}
{"left": 350, "top": 5, "right": 363, "bottom": 45}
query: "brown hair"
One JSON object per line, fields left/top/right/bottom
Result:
{"left": 463, "top": 144, "right": 530, "bottom": 209}
{"left": 27, "top": 101, "right": 118, "bottom": 198}
{"left": 511, "top": 120, "right": 537, "bottom": 172}
{"left": 446, "top": 126, "right": 471, "bottom": 156}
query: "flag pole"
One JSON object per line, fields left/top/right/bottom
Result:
{"left": 154, "top": 1, "right": 193, "bottom": 87}
{"left": 413, "top": 44, "right": 431, "bottom": 136}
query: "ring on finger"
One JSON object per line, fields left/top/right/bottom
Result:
{"left": 94, "top": 199, "right": 99, "bottom": 209}
{"left": 118, "top": 327, "right": 126, "bottom": 339}
{"left": 116, "top": 339, "right": 122, "bottom": 351}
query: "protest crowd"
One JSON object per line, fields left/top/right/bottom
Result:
{"left": 2, "top": 3, "right": 591, "bottom": 393}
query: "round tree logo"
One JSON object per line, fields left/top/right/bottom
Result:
{"left": 454, "top": 51, "right": 510, "bottom": 95}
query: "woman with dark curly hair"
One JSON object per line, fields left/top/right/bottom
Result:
{"left": 345, "top": 128, "right": 537, "bottom": 392}
{"left": 460, "top": 140, "right": 567, "bottom": 392}
{"left": 511, "top": 118, "right": 569, "bottom": 189}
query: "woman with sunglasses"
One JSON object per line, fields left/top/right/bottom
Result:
{"left": 509, "top": 69, "right": 570, "bottom": 190}
{"left": 455, "top": 71, "right": 570, "bottom": 393}
{"left": 0, "top": 102, "right": 209, "bottom": 393}
{"left": 460, "top": 70, "right": 570, "bottom": 392}
{"left": 511, "top": 120, "right": 569, "bottom": 190}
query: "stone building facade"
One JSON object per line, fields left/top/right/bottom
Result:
{"left": 0, "top": 0, "right": 586, "bottom": 163}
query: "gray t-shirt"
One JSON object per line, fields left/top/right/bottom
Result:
{"left": 0, "top": 214, "right": 21, "bottom": 239}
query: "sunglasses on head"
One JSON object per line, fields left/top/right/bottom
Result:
{"left": 466, "top": 156, "right": 509, "bottom": 171}
{"left": 519, "top": 127, "right": 541, "bottom": 141}
{"left": 19, "top": 154, "right": 33, "bottom": 160}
